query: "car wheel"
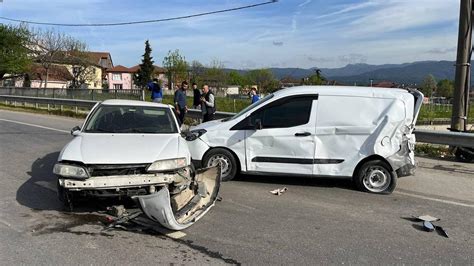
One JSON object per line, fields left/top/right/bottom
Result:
{"left": 203, "top": 148, "right": 238, "bottom": 181}
{"left": 355, "top": 160, "right": 396, "bottom": 194}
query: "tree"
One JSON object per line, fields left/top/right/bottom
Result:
{"left": 0, "top": 24, "right": 31, "bottom": 80}
{"left": 436, "top": 79, "right": 454, "bottom": 98}
{"left": 30, "top": 29, "right": 70, "bottom": 88}
{"left": 134, "top": 40, "right": 155, "bottom": 89}
{"left": 228, "top": 70, "right": 248, "bottom": 88}
{"left": 190, "top": 60, "right": 205, "bottom": 84}
{"left": 420, "top": 74, "right": 437, "bottom": 97}
{"left": 303, "top": 69, "right": 326, "bottom": 85}
{"left": 163, "top": 49, "right": 188, "bottom": 89}
{"left": 246, "top": 69, "right": 280, "bottom": 93}
{"left": 202, "top": 59, "right": 228, "bottom": 89}
{"left": 63, "top": 38, "right": 95, "bottom": 88}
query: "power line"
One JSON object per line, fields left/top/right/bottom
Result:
{"left": 0, "top": 0, "right": 277, "bottom": 27}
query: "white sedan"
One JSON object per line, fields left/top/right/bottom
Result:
{"left": 53, "top": 99, "right": 220, "bottom": 230}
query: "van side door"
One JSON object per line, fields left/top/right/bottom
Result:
{"left": 233, "top": 95, "right": 318, "bottom": 175}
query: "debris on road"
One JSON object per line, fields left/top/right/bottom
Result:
{"left": 270, "top": 187, "right": 288, "bottom": 196}
{"left": 412, "top": 215, "right": 440, "bottom": 222}
{"left": 405, "top": 214, "right": 449, "bottom": 238}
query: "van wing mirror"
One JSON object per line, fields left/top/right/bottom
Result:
{"left": 71, "top": 126, "right": 81, "bottom": 136}
{"left": 254, "top": 119, "right": 263, "bottom": 130}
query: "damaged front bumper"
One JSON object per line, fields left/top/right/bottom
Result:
{"left": 58, "top": 166, "right": 221, "bottom": 230}
{"left": 134, "top": 166, "right": 221, "bottom": 230}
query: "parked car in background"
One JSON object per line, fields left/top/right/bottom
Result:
{"left": 186, "top": 86, "right": 423, "bottom": 194}
{"left": 53, "top": 100, "right": 220, "bottom": 230}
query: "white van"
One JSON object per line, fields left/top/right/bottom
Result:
{"left": 186, "top": 86, "right": 423, "bottom": 194}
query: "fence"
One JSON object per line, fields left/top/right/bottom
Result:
{"left": 0, "top": 87, "right": 143, "bottom": 101}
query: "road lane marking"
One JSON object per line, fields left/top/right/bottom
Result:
{"left": 0, "top": 118, "right": 69, "bottom": 133}
{"left": 394, "top": 191, "right": 474, "bottom": 208}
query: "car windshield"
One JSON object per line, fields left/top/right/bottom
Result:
{"left": 84, "top": 105, "right": 178, "bottom": 134}
{"left": 225, "top": 93, "right": 274, "bottom": 121}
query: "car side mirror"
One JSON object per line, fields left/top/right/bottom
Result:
{"left": 71, "top": 126, "right": 81, "bottom": 136}
{"left": 254, "top": 119, "right": 263, "bottom": 130}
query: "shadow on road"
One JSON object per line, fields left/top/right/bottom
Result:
{"left": 234, "top": 173, "right": 354, "bottom": 190}
{"left": 16, "top": 151, "right": 137, "bottom": 212}
{"left": 16, "top": 151, "right": 64, "bottom": 211}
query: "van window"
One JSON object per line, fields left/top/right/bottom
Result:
{"left": 253, "top": 97, "right": 313, "bottom": 128}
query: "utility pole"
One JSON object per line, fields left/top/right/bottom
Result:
{"left": 451, "top": 0, "right": 472, "bottom": 132}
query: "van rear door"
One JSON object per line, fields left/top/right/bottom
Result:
{"left": 409, "top": 89, "right": 424, "bottom": 131}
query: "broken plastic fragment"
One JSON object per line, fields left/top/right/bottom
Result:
{"left": 270, "top": 187, "right": 288, "bottom": 196}
{"left": 413, "top": 215, "right": 440, "bottom": 222}
{"left": 423, "top": 221, "right": 435, "bottom": 232}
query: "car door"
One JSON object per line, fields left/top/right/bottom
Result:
{"left": 238, "top": 95, "right": 318, "bottom": 175}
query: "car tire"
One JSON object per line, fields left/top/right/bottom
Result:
{"left": 354, "top": 160, "right": 397, "bottom": 194}
{"left": 203, "top": 148, "right": 238, "bottom": 181}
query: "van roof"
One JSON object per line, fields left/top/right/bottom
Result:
{"left": 275, "top": 86, "right": 410, "bottom": 99}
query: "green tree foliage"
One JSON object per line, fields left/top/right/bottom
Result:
{"left": 436, "top": 79, "right": 454, "bottom": 98}
{"left": 420, "top": 74, "right": 437, "bottom": 96}
{"left": 303, "top": 69, "right": 326, "bottom": 85}
{"left": 134, "top": 40, "right": 154, "bottom": 89}
{"left": 228, "top": 70, "right": 248, "bottom": 88}
{"left": 163, "top": 49, "right": 188, "bottom": 88}
{"left": 190, "top": 60, "right": 205, "bottom": 84}
{"left": 202, "top": 59, "right": 228, "bottom": 89}
{"left": 246, "top": 69, "right": 280, "bottom": 93}
{"left": 0, "top": 24, "right": 31, "bottom": 80}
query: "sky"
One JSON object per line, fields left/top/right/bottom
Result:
{"left": 0, "top": 0, "right": 462, "bottom": 69}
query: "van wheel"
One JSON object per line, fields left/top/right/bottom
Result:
{"left": 203, "top": 148, "right": 238, "bottom": 181}
{"left": 355, "top": 160, "right": 396, "bottom": 194}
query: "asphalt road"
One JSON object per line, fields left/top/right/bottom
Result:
{"left": 1, "top": 109, "right": 473, "bottom": 265}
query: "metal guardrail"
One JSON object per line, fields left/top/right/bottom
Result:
{"left": 413, "top": 129, "right": 474, "bottom": 148}
{"left": 1, "top": 95, "right": 473, "bottom": 148}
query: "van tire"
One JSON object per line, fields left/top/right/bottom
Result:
{"left": 203, "top": 148, "right": 238, "bottom": 181}
{"left": 354, "top": 160, "right": 396, "bottom": 194}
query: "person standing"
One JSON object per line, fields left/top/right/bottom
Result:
{"left": 250, "top": 87, "right": 260, "bottom": 104}
{"left": 192, "top": 82, "right": 201, "bottom": 109}
{"left": 200, "top": 84, "right": 216, "bottom": 122}
{"left": 174, "top": 81, "right": 188, "bottom": 126}
{"left": 147, "top": 78, "right": 162, "bottom": 103}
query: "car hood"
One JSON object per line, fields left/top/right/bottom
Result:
{"left": 191, "top": 119, "right": 227, "bottom": 131}
{"left": 59, "top": 134, "right": 181, "bottom": 164}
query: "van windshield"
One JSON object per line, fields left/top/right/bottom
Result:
{"left": 225, "top": 93, "right": 274, "bottom": 121}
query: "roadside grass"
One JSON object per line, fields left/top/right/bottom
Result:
{"left": 418, "top": 104, "right": 474, "bottom": 124}
{"left": 415, "top": 143, "right": 452, "bottom": 158}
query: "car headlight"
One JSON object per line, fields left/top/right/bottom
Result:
{"left": 53, "top": 163, "right": 89, "bottom": 179}
{"left": 147, "top": 158, "right": 187, "bottom": 172}
{"left": 184, "top": 129, "right": 207, "bottom": 141}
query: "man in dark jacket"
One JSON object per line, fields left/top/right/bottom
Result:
{"left": 174, "top": 81, "right": 188, "bottom": 126}
{"left": 192, "top": 82, "right": 201, "bottom": 109}
{"left": 147, "top": 79, "right": 162, "bottom": 103}
{"left": 200, "top": 84, "right": 216, "bottom": 122}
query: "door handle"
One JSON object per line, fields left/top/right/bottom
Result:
{"left": 295, "top": 132, "right": 311, "bottom": 137}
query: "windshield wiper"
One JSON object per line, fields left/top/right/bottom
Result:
{"left": 87, "top": 128, "right": 115, "bottom": 133}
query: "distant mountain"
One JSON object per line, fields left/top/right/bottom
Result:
{"left": 318, "top": 63, "right": 411, "bottom": 77}
{"left": 225, "top": 61, "right": 465, "bottom": 86}
{"left": 330, "top": 61, "right": 456, "bottom": 85}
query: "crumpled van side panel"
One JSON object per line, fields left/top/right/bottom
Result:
{"left": 314, "top": 94, "right": 414, "bottom": 177}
